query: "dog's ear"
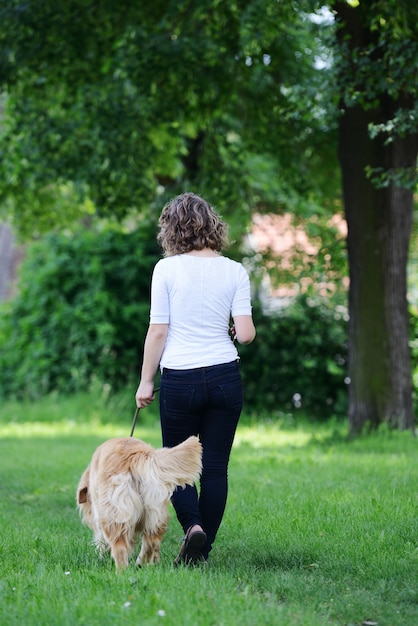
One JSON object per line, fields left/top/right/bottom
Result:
{"left": 78, "top": 486, "right": 88, "bottom": 504}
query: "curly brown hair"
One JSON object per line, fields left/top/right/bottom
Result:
{"left": 157, "top": 193, "right": 229, "bottom": 256}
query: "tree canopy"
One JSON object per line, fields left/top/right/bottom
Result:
{"left": 0, "top": 0, "right": 340, "bottom": 237}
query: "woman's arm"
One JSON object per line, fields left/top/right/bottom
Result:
{"left": 233, "top": 315, "right": 256, "bottom": 345}
{"left": 135, "top": 323, "right": 169, "bottom": 407}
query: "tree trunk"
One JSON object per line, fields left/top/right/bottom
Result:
{"left": 335, "top": 1, "right": 417, "bottom": 434}
{"left": 339, "top": 106, "right": 416, "bottom": 434}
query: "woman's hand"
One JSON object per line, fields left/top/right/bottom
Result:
{"left": 135, "top": 381, "right": 156, "bottom": 408}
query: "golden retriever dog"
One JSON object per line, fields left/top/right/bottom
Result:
{"left": 77, "top": 436, "right": 202, "bottom": 571}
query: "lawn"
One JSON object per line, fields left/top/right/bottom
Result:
{"left": 0, "top": 394, "right": 416, "bottom": 625}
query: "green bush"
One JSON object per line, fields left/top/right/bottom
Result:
{"left": 410, "top": 303, "right": 418, "bottom": 415}
{"left": 0, "top": 229, "right": 352, "bottom": 415}
{"left": 239, "top": 296, "right": 349, "bottom": 417}
{"left": 0, "top": 224, "right": 159, "bottom": 399}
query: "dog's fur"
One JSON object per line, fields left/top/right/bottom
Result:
{"left": 77, "top": 436, "right": 202, "bottom": 571}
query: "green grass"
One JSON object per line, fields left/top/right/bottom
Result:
{"left": 0, "top": 394, "right": 417, "bottom": 625}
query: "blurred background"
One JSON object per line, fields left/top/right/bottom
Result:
{"left": 0, "top": 0, "right": 417, "bottom": 433}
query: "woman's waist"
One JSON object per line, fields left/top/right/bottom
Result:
{"left": 161, "top": 359, "right": 240, "bottom": 385}
{"left": 160, "top": 340, "right": 237, "bottom": 370}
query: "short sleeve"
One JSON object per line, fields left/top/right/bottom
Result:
{"left": 150, "top": 261, "right": 170, "bottom": 324}
{"left": 231, "top": 264, "right": 252, "bottom": 317}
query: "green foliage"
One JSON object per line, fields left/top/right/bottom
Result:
{"left": 335, "top": 0, "right": 418, "bottom": 108}
{"left": 0, "top": 0, "right": 340, "bottom": 237}
{"left": 334, "top": 0, "right": 418, "bottom": 189}
{"left": 1, "top": 222, "right": 415, "bottom": 418}
{"left": 0, "top": 224, "right": 159, "bottom": 399}
{"left": 0, "top": 226, "right": 349, "bottom": 414}
{"left": 410, "top": 304, "right": 418, "bottom": 415}
{"left": 239, "top": 296, "right": 349, "bottom": 417}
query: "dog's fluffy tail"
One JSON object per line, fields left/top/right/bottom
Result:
{"left": 151, "top": 436, "right": 202, "bottom": 493}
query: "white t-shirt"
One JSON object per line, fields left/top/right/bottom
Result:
{"left": 150, "top": 254, "right": 252, "bottom": 369}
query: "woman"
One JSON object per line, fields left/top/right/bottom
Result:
{"left": 135, "top": 192, "right": 256, "bottom": 565}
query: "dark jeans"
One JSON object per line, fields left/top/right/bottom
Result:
{"left": 160, "top": 360, "right": 243, "bottom": 559}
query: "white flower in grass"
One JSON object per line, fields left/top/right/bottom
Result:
{"left": 123, "top": 601, "right": 131, "bottom": 608}
{"left": 157, "top": 610, "right": 166, "bottom": 617}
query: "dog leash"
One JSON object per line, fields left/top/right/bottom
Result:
{"left": 130, "top": 387, "right": 160, "bottom": 437}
